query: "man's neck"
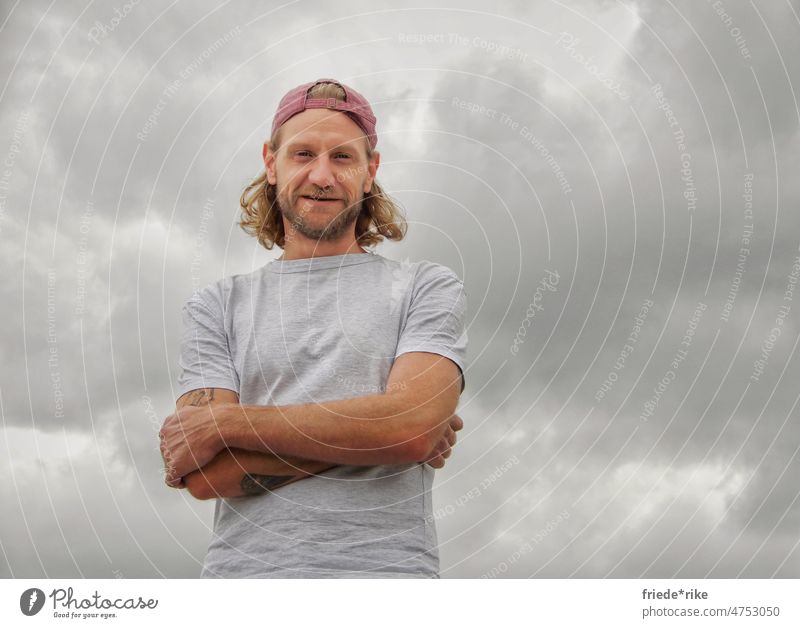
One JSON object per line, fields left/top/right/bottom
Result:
{"left": 279, "top": 235, "right": 367, "bottom": 261}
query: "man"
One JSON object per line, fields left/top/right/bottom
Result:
{"left": 160, "top": 78, "right": 468, "bottom": 578}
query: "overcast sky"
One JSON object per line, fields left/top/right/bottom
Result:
{"left": 1, "top": 0, "right": 799, "bottom": 578}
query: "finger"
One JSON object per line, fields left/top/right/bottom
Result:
{"left": 165, "top": 471, "right": 177, "bottom": 487}
{"left": 424, "top": 442, "right": 446, "bottom": 468}
{"left": 426, "top": 455, "right": 445, "bottom": 469}
{"left": 450, "top": 415, "right": 464, "bottom": 431}
{"left": 434, "top": 439, "right": 451, "bottom": 460}
{"left": 165, "top": 455, "right": 190, "bottom": 484}
{"left": 165, "top": 466, "right": 184, "bottom": 488}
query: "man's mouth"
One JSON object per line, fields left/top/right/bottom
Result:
{"left": 299, "top": 195, "right": 342, "bottom": 203}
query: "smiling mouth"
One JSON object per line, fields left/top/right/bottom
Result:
{"left": 300, "top": 196, "right": 341, "bottom": 202}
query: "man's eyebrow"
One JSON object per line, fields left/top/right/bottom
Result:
{"left": 283, "top": 141, "right": 313, "bottom": 151}
{"left": 328, "top": 144, "right": 359, "bottom": 153}
{"left": 283, "top": 140, "right": 364, "bottom": 153}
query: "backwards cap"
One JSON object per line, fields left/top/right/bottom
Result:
{"left": 270, "top": 78, "right": 378, "bottom": 150}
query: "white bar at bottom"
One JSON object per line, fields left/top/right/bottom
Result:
{"left": 1, "top": 579, "right": 797, "bottom": 627}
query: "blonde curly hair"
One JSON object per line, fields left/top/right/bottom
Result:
{"left": 239, "top": 82, "right": 407, "bottom": 250}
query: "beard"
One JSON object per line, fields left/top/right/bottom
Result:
{"left": 276, "top": 187, "right": 363, "bottom": 242}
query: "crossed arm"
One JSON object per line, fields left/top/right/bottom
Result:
{"left": 159, "top": 352, "right": 464, "bottom": 500}
{"left": 170, "top": 388, "right": 340, "bottom": 499}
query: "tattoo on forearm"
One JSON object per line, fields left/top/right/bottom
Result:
{"left": 240, "top": 473, "right": 297, "bottom": 495}
{"left": 185, "top": 389, "right": 215, "bottom": 406}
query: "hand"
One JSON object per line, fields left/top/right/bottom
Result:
{"left": 424, "top": 414, "right": 463, "bottom": 469}
{"left": 159, "top": 404, "right": 233, "bottom": 488}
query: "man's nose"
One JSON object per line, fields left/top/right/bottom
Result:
{"left": 307, "top": 154, "right": 336, "bottom": 188}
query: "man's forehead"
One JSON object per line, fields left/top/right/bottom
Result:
{"left": 278, "top": 108, "right": 367, "bottom": 146}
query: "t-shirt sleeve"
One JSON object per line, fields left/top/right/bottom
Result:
{"left": 176, "top": 292, "right": 240, "bottom": 400}
{"left": 395, "top": 263, "right": 468, "bottom": 392}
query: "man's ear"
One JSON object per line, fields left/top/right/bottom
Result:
{"left": 363, "top": 150, "right": 380, "bottom": 193}
{"left": 263, "top": 142, "right": 277, "bottom": 185}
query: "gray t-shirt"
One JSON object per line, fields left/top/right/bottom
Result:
{"left": 176, "top": 251, "right": 468, "bottom": 578}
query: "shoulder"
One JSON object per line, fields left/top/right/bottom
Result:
{"left": 412, "top": 259, "right": 463, "bottom": 284}
{"left": 184, "top": 265, "right": 270, "bottom": 314}
{"left": 407, "top": 260, "right": 465, "bottom": 299}
{"left": 375, "top": 254, "right": 463, "bottom": 285}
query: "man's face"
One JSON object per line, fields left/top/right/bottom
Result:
{"left": 264, "top": 108, "right": 379, "bottom": 242}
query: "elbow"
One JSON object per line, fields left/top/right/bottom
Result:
{"left": 401, "top": 404, "right": 456, "bottom": 464}
{"left": 183, "top": 471, "right": 216, "bottom": 500}
{"left": 404, "top": 436, "right": 435, "bottom": 464}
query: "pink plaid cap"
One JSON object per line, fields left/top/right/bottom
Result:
{"left": 270, "top": 78, "right": 378, "bottom": 149}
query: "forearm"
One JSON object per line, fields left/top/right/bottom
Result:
{"left": 222, "top": 391, "right": 439, "bottom": 466}
{"left": 162, "top": 355, "right": 461, "bottom": 487}
{"left": 183, "top": 447, "right": 337, "bottom": 500}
